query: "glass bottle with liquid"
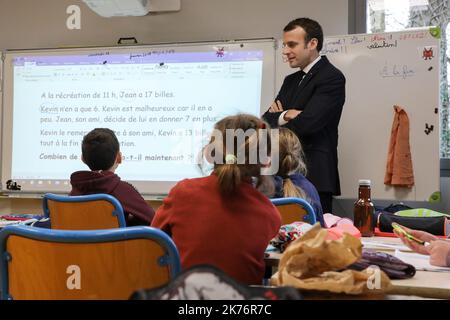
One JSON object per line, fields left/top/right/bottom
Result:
{"left": 353, "top": 179, "right": 374, "bottom": 237}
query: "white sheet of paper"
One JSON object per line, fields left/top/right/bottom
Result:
{"left": 361, "top": 240, "right": 412, "bottom": 252}
{"left": 394, "top": 250, "right": 450, "bottom": 272}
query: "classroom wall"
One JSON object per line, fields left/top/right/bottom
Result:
{"left": 1, "top": 0, "right": 448, "bottom": 217}
{"left": 0, "top": 0, "right": 348, "bottom": 50}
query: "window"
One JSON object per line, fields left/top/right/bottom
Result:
{"left": 366, "top": 0, "right": 450, "bottom": 158}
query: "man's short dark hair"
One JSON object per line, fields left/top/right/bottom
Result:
{"left": 82, "top": 128, "right": 119, "bottom": 171}
{"left": 284, "top": 17, "right": 323, "bottom": 52}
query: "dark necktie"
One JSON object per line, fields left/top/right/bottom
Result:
{"left": 298, "top": 70, "right": 306, "bottom": 86}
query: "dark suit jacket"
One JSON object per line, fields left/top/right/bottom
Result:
{"left": 263, "top": 56, "right": 345, "bottom": 195}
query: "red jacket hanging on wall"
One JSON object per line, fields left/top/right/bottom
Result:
{"left": 384, "top": 105, "right": 414, "bottom": 187}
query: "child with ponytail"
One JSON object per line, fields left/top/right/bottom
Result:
{"left": 151, "top": 114, "right": 281, "bottom": 285}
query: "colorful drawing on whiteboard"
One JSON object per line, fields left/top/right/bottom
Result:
{"left": 428, "top": 191, "right": 441, "bottom": 203}
{"left": 429, "top": 27, "right": 441, "bottom": 39}
{"left": 216, "top": 47, "right": 225, "bottom": 58}
{"left": 422, "top": 47, "right": 434, "bottom": 60}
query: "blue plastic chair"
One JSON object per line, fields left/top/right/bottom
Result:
{"left": 43, "top": 193, "right": 126, "bottom": 229}
{"left": 0, "top": 225, "right": 180, "bottom": 300}
{"left": 271, "top": 197, "right": 317, "bottom": 225}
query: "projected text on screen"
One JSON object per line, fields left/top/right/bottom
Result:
{"left": 8, "top": 48, "right": 266, "bottom": 192}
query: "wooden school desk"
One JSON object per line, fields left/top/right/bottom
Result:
{"left": 265, "top": 236, "right": 450, "bottom": 299}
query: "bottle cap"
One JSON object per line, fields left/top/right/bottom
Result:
{"left": 358, "top": 179, "right": 371, "bottom": 186}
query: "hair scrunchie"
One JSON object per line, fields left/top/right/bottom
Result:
{"left": 225, "top": 154, "right": 237, "bottom": 164}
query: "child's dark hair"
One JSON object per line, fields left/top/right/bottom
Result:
{"left": 82, "top": 128, "right": 119, "bottom": 171}
{"left": 204, "top": 114, "right": 274, "bottom": 195}
{"left": 277, "top": 128, "right": 308, "bottom": 199}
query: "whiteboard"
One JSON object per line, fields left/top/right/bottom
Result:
{"left": 1, "top": 40, "right": 276, "bottom": 195}
{"left": 276, "top": 28, "right": 440, "bottom": 201}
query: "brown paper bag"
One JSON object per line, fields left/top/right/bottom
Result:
{"left": 271, "top": 223, "right": 391, "bottom": 294}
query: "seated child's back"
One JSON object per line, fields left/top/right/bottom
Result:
{"left": 152, "top": 114, "right": 281, "bottom": 284}
{"left": 70, "top": 128, "right": 154, "bottom": 226}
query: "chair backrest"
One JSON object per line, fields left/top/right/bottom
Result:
{"left": 0, "top": 225, "right": 181, "bottom": 300}
{"left": 271, "top": 197, "right": 317, "bottom": 225}
{"left": 43, "top": 193, "right": 126, "bottom": 229}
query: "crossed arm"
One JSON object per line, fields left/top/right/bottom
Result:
{"left": 268, "top": 100, "right": 302, "bottom": 122}
{"left": 265, "top": 72, "right": 345, "bottom": 136}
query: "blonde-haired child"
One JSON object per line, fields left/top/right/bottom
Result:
{"left": 273, "top": 127, "right": 324, "bottom": 226}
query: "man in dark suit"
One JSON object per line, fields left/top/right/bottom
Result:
{"left": 263, "top": 17, "right": 345, "bottom": 213}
